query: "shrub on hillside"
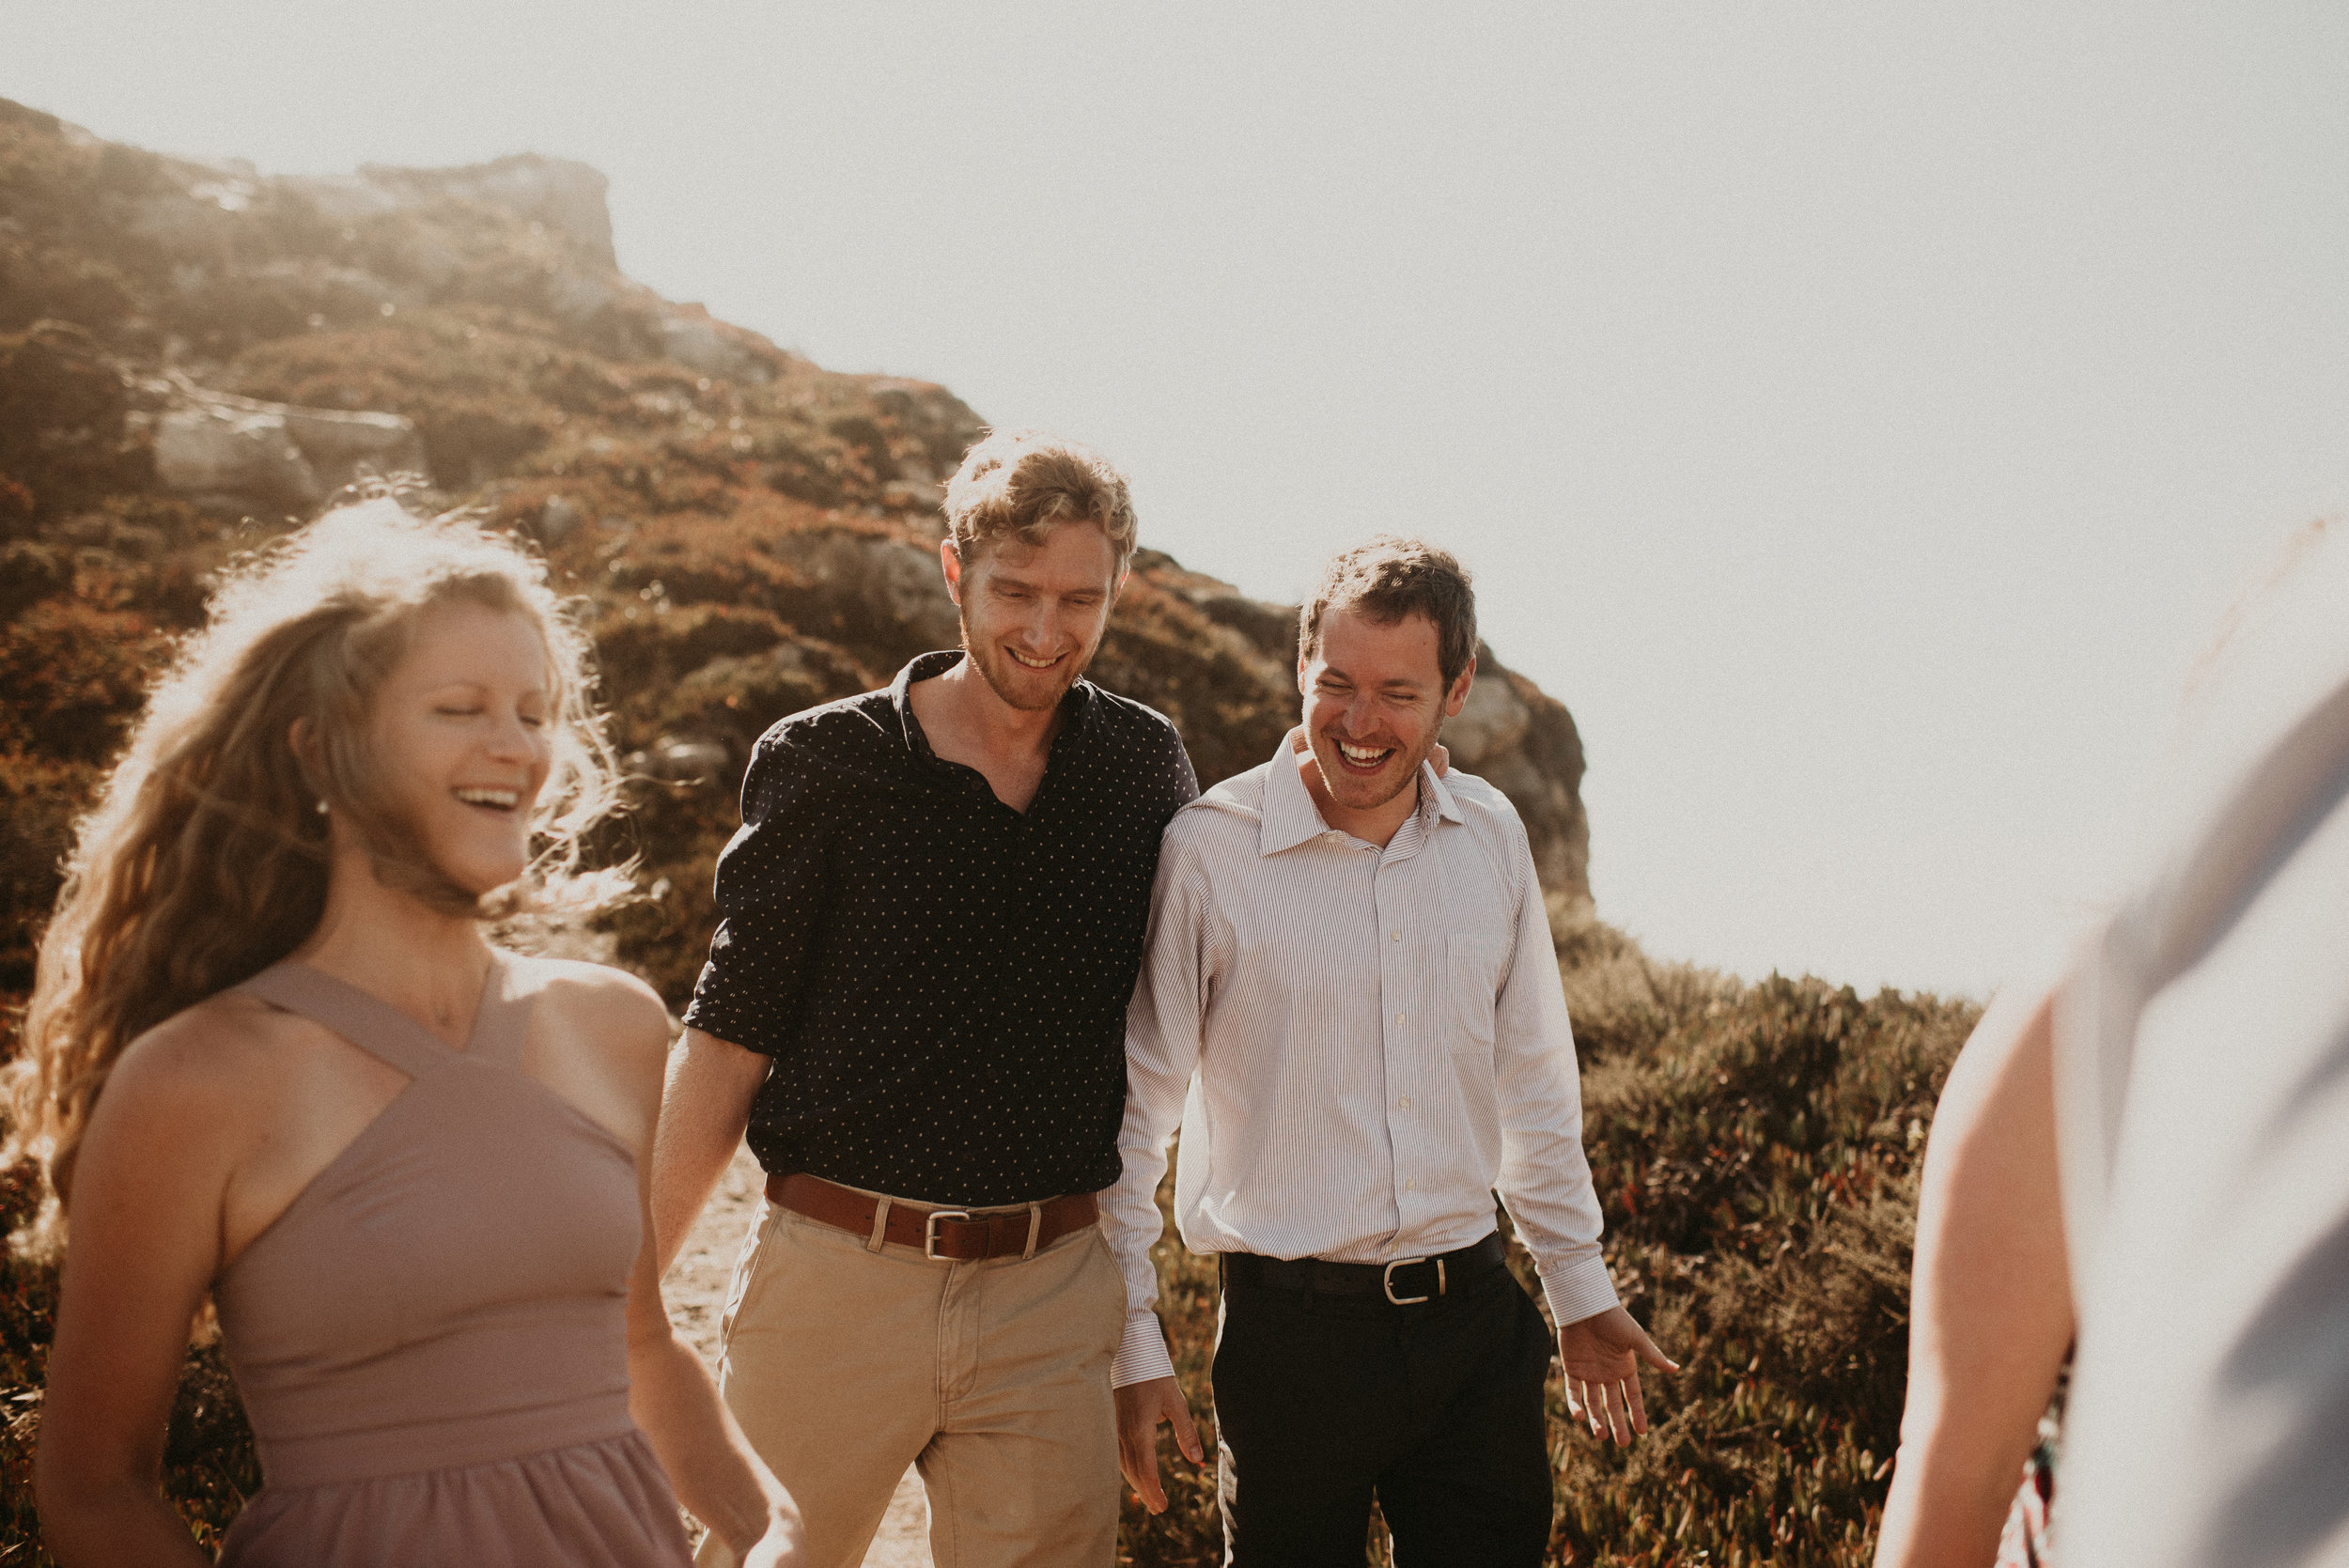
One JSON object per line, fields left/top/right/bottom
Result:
{"left": 1115, "top": 929, "right": 1975, "bottom": 1567}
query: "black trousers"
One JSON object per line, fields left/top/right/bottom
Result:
{"left": 1211, "top": 1255, "right": 1556, "bottom": 1567}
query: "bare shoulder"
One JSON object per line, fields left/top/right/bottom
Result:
{"left": 502, "top": 955, "right": 671, "bottom": 1145}
{"left": 510, "top": 955, "right": 673, "bottom": 1063}
{"left": 94, "top": 991, "right": 316, "bottom": 1151}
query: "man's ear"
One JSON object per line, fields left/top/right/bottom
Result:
{"left": 939, "top": 537, "right": 964, "bottom": 604}
{"left": 1443, "top": 655, "right": 1478, "bottom": 720}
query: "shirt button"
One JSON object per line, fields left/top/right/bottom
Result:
{"left": 1398, "top": 1095, "right": 1411, "bottom": 1109}
{"left": 1406, "top": 1178, "right": 1417, "bottom": 1191}
{"left": 1393, "top": 1012, "right": 1406, "bottom": 1025}
{"left": 1391, "top": 930, "right": 1401, "bottom": 941}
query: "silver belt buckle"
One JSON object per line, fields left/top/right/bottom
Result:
{"left": 1382, "top": 1256, "right": 1444, "bottom": 1305}
{"left": 923, "top": 1209, "right": 973, "bottom": 1261}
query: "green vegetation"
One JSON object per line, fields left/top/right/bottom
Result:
{"left": 0, "top": 95, "right": 1976, "bottom": 1561}
{"left": 0, "top": 911, "right": 1969, "bottom": 1566}
{"left": 1115, "top": 915, "right": 1973, "bottom": 1566}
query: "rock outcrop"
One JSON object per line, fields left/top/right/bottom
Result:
{"left": 0, "top": 94, "right": 1594, "bottom": 1004}
{"left": 152, "top": 381, "right": 428, "bottom": 508}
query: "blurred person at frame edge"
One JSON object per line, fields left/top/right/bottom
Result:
{"left": 1878, "top": 517, "right": 2349, "bottom": 1568}
{"left": 8, "top": 497, "right": 801, "bottom": 1566}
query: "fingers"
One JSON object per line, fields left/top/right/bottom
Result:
{"left": 1632, "top": 1326, "right": 1680, "bottom": 1374}
{"left": 1117, "top": 1418, "right": 1167, "bottom": 1514}
{"left": 1117, "top": 1380, "right": 1210, "bottom": 1514}
{"left": 1170, "top": 1391, "right": 1205, "bottom": 1464}
{"left": 1572, "top": 1377, "right": 1604, "bottom": 1439}
{"left": 1565, "top": 1374, "right": 1650, "bottom": 1444}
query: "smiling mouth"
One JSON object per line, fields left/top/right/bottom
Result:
{"left": 1006, "top": 648, "right": 1064, "bottom": 671}
{"left": 453, "top": 787, "right": 521, "bottom": 813}
{"left": 1333, "top": 738, "right": 1395, "bottom": 771}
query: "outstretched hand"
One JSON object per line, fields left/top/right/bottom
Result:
{"left": 1558, "top": 1305, "right": 1677, "bottom": 1445}
{"left": 1114, "top": 1375, "right": 1205, "bottom": 1514}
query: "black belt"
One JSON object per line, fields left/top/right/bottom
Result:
{"left": 1221, "top": 1233, "right": 1508, "bottom": 1305}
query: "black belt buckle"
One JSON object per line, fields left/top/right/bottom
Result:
{"left": 1382, "top": 1256, "right": 1446, "bottom": 1305}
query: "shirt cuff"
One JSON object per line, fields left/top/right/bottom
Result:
{"left": 1111, "top": 1310, "right": 1177, "bottom": 1389}
{"left": 1538, "top": 1253, "right": 1620, "bottom": 1330}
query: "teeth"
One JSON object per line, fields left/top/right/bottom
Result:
{"left": 1338, "top": 742, "right": 1391, "bottom": 764}
{"left": 454, "top": 788, "right": 520, "bottom": 808}
{"left": 1008, "top": 649, "right": 1059, "bottom": 669}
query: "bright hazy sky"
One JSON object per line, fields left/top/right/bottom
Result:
{"left": 10, "top": 4, "right": 2349, "bottom": 998}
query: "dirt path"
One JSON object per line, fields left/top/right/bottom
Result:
{"left": 663, "top": 1144, "right": 934, "bottom": 1568}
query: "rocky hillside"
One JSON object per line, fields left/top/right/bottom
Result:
{"left": 1, "top": 99, "right": 1987, "bottom": 1568}
{"left": 0, "top": 93, "right": 1592, "bottom": 1008}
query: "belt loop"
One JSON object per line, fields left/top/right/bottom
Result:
{"left": 1022, "top": 1202, "right": 1042, "bottom": 1261}
{"left": 866, "top": 1196, "right": 892, "bottom": 1253}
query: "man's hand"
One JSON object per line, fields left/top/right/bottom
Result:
{"left": 1558, "top": 1305, "right": 1677, "bottom": 1445}
{"left": 1114, "top": 1375, "right": 1204, "bottom": 1514}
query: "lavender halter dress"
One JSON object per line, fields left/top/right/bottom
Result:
{"left": 211, "top": 953, "right": 692, "bottom": 1567}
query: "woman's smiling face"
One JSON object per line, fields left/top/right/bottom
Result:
{"left": 363, "top": 599, "right": 553, "bottom": 896}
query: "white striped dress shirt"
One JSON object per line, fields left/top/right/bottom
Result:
{"left": 1105, "top": 731, "right": 1619, "bottom": 1388}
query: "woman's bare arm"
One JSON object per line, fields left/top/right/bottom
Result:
{"left": 1874, "top": 986, "right": 2076, "bottom": 1568}
{"left": 586, "top": 977, "right": 801, "bottom": 1565}
{"left": 36, "top": 1026, "right": 243, "bottom": 1567}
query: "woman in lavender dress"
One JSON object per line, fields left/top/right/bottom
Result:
{"left": 10, "top": 499, "right": 801, "bottom": 1566}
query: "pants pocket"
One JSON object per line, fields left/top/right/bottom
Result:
{"left": 718, "top": 1201, "right": 785, "bottom": 1350}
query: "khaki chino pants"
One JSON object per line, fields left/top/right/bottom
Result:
{"left": 699, "top": 1199, "right": 1126, "bottom": 1568}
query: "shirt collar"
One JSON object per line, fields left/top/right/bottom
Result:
{"left": 1260, "top": 727, "right": 1461, "bottom": 857}
{"left": 890, "top": 649, "right": 1099, "bottom": 764}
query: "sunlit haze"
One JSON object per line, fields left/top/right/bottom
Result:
{"left": 10, "top": 3, "right": 2348, "bottom": 997}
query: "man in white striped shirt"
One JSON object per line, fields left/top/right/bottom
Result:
{"left": 1103, "top": 536, "right": 1675, "bottom": 1564}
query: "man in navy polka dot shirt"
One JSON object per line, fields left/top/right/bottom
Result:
{"left": 651, "top": 429, "right": 1197, "bottom": 1568}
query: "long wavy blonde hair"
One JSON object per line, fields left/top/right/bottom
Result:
{"left": 4, "top": 497, "right": 627, "bottom": 1253}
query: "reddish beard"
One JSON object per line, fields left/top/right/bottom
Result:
{"left": 960, "top": 611, "right": 1094, "bottom": 712}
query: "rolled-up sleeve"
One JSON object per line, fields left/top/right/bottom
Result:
{"left": 1103, "top": 831, "right": 1221, "bottom": 1389}
{"left": 681, "top": 738, "right": 829, "bottom": 1058}
{"left": 1489, "top": 824, "right": 1619, "bottom": 1330}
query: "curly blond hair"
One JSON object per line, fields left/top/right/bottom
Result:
{"left": 942, "top": 428, "right": 1138, "bottom": 577}
{"left": 4, "top": 498, "right": 626, "bottom": 1253}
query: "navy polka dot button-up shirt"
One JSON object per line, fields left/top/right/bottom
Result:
{"left": 684, "top": 650, "right": 1199, "bottom": 1206}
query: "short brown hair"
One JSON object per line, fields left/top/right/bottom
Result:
{"left": 1299, "top": 535, "right": 1478, "bottom": 690}
{"left": 941, "top": 428, "right": 1138, "bottom": 578}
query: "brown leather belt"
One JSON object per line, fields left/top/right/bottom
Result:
{"left": 765, "top": 1172, "right": 1099, "bottom": 1262}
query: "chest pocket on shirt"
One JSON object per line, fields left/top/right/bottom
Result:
{"left": 1445, "top": 933, "right": 1510, "bottom": 1056}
